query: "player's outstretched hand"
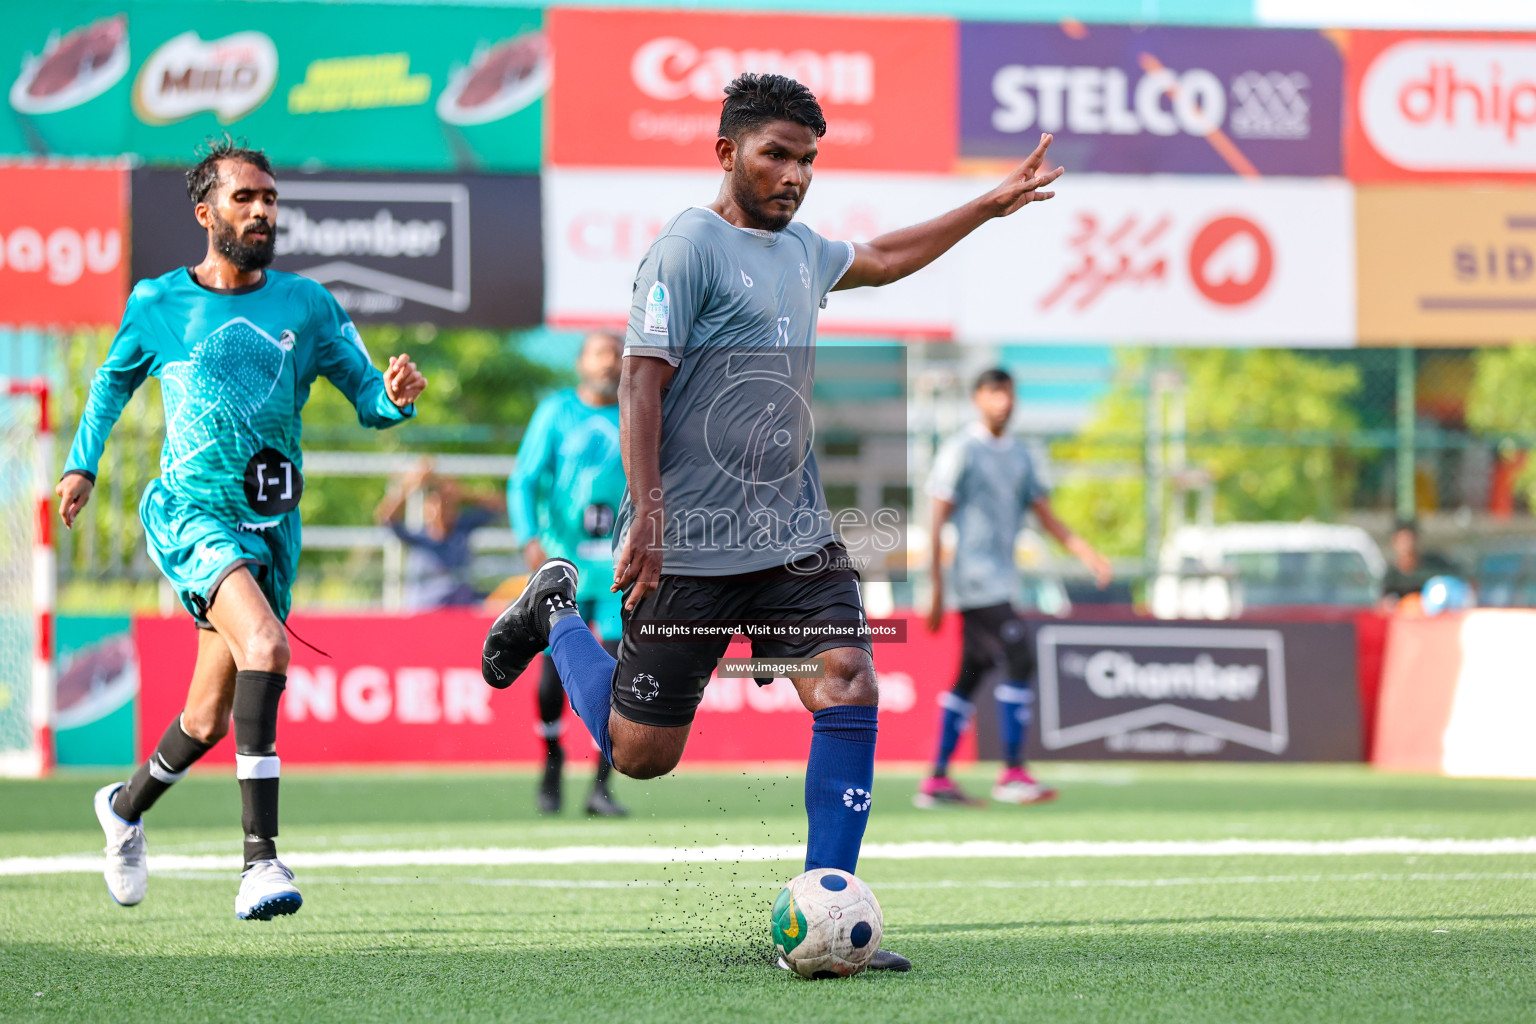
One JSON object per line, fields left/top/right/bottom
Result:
{"left": 611, "top": 510, "right": 665, "bottom": 611}
{"left": 384, "top": 354, "right": 427, "bottom": 408}
{"left": 986, "top": 132, "right": 1063, "bottom": 218}
{"left": 56, "top": 473, "right": 94, "bottom": 530}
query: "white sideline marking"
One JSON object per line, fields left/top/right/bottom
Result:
{"left": 4, "top": 837, "right": 1536, "bottom": 877}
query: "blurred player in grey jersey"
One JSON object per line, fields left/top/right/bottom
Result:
{"left": 917, "top": 368, "right": 1111, "bottom": 808}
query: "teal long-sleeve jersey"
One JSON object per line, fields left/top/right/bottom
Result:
{"left": 507, "top": 388, "right": 623, "bottom": 604}
{"left": 64, "top": 267, "right": 414, "bottom": 526}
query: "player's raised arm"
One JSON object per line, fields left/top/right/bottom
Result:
{"left": 57, "top": 302, "right": 155, "bottom": 528}
{"left": 312, "top": 290, "right": 425, "bottom": 425}
{"left": 834, "top": 133, "right": 1062, "bottom": 292}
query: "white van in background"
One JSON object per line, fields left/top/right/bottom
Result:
{"left": 1152, "top": 523, "right": 1385, "bottom": 620}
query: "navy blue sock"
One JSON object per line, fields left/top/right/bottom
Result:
{"left": 547, "top": 615, "right": 616, "bottom": 764}
{"left": 932, "top": 691, "right": 974, "bottom": 776}
{"left": 804, "top": 704, "right": 878, "bottom": 874}
{"left": 996, "top": 681, "right": 1033, "bottom": 770}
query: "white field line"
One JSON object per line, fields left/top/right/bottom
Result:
{"left": 4, "top": 837, "right": 1536, "bottom": 878}
{"left": 151, "top": 870, "right": 1536, "bottom": 891}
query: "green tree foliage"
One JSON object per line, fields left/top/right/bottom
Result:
{"left": 1466, "top": 345, "right": 1536, "bottom": 505}
{"left": 1050, "top": 349, "right": 1362, "bottom": 558}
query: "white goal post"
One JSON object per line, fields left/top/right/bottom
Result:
{"left": 0, "top": 378, "right": 54, "bottom": 777}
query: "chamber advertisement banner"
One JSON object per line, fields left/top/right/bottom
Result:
{"left": 1357, "top": 187, "right": 1536, "bottom": 344}
{"left": 1021, "top": 620, "right": 1362, "bottom": 761}
{"left": 547, "top": 8, "right": 955, "bottom": 172}
{"left": 130, "top": 167, "right": 542, "bottom": 327}
{"left": 960, "top": 21, "right": 1342, "bottom": 176}
{"left": 0, "top": 164, "right": 128, "bottom": 328}
{"left": 4, "top": 1, "right": 545, "bottom": 170}
{"left": 1347, "top": 31, "right": 1536, "bottom": 181}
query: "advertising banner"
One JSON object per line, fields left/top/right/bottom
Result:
{"left": 55, "top": 615, "right": 137, "bottom": 767}
{"left": 545, "top": 168, "right": 967, "bottom": 336}
{"left": 1357, "top": 187, "right": 1536, "bottom": 344}
{"left": 0, "top": 164, "right": 128, "bottom": 328}
{"left": 956, "top": 174, "right": 1355, "bottom": 344}
{"left": 131, "top": 167, "right": 542, "bottom": 327}
{"left": 960, "top": 22, "right": 1342, "bottom": 176}
{"left": 3, "top": 2, "right": 545, "bottom": 170}
{"left": 135, "top": 612, "right": 964, "bottom": 766}
{"left": 1020, "top": 620, "right": 1361, "bottom": 761}
{"left": 547, "top": 8, "right": 955, "bottom": 172}
{"left": 1347, "top": 31, "right": 1536, "bottom": 181}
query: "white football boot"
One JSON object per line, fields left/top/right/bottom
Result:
{"left": 235, "top": 858, "right": 304, "bottom": 920}
{"left": 93, "top": 783, "right": 147, "bottom": 906}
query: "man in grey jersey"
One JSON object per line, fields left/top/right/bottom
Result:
{"left": 917, "top": 367, "right": 1111, "bottom": 808}
{"left": 482, "top": 73, "right": 1063, "bottom": 973}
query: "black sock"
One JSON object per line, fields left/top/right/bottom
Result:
{"left": 594, "top": 757, "right": 612, "bottom": 786}
{"left": 544, "top": 737, "right": 563, "bottom": 760}
{"left": 113, "top": 716, "right": 212, "bottom": 821}
{"left": 234, "top": 669, "right": 286, "bottom": 869}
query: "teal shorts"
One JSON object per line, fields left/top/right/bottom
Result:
{"left": 139, "top": 480, "right": 300, "bottom": 628}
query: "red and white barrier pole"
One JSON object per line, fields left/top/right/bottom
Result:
{"left": 10, "top": 379, "right": 54, "bottom": 776}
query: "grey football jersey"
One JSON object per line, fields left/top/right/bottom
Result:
{"left": 928, "top": 423, "right": 1051, "bottom": 610}
{"left": 616, "top": 207, "right": 856, "bottom": 576}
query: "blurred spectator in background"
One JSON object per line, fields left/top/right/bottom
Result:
{"left": 374, "top": 459, "right": 503, "bottom": 610}
{"left": 1381, "top": 518, "right": 1459, "bottom": 606}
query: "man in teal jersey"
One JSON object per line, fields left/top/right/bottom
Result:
{"left": 508, "top": 331, "right": 627, "bottom": 816}
{"left": 56, "top": 139, "right": 426, "bottom": 920}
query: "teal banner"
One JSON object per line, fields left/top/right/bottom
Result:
{"left": 5, "top": 0, "right": 546, "bottom": 171}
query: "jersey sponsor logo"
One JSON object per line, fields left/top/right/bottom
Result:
{"left": 277, "top": 329, "right": 296, "bottom": 351}
{"left": 133, "top": 30, "right": 278, "bottom": 125}
{"left": 643, "top": 281, "right": 670, "bottom": 334}
{"left": 244, "top": 447, "right": 304, "bottom": 517}
{"left": 740, "top": 268, "right": 753, "bottom": 288}
{"left": 799, "top": 262, "right": 811, "bottom": 289}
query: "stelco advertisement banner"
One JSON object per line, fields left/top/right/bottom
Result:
{"left": 1348, "top": 31, "right": 1536, "bottom": 181}
{"left": 131, "top": 167, "right": 542, "bottom": 327}
{"left": 0, "top": 164, "right": 128, "bottom": 328}
{"left": 546, "top": 169, "right": 1354, "bottom": 344}
{"left": 135, "top": 612, "right": 966, "bottom": 766}
{"left": 5, "top": 1, "right": 546, "bottom": 170}
{"left": 547, "top": 8, "right": 956, "bottom": 172}
{"left": 1022, "top": 620, "right": 1361, "bottom": 761}
{"left": 960, "top": 22, "right": 1343, "bottom": 176}
{"left": 1357, "top": 187, "right": 1536, "bottom": 344}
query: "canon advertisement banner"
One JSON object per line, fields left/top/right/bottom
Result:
{"left": 547, "top": 8, "right": 955, "bottom": 172}
{"left": 955, "top": 175, "right": 1355, "bottom": 344}
{"left": 1348, "top": 31, "right": 1536, "bottom": 181}
{"left": 545, "top": 168, "right": 965, "bottom": 336}
{"left": 0, "top": 164, "right": 127, "bottom": 328}
{"left": 960, "top": 22, "right": 1342, "bottom": 175}
{"left": 1020, "top": 621, "right": 1361, "bottom": 761}
{"left": 135, "top": 612, "right": 967, "bottom": 766}
{"left": 130, "top": 168, "right": 541, "bottom": 327}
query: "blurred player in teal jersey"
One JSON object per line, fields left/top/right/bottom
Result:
{"left": 507, "top": 331, "right": 628, "bottom": 816}
{"left": 917, "top": 368, "right": 1110, "bottom": 809}
{"left": 56, "top": 139, "right": 426, "bottom": 919}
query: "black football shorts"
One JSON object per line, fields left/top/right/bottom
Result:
{"left": 610, "top": 544, "right": 872, "bottom": 728}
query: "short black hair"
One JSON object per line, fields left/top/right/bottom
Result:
{"left": 719, "top": 73, "right": 826, "bottom": 142}
{"left": 1394, "top": 518, "right": 1419, "bottom": 536}
{"left": 186, "top": 134, "right": 274, "bottom": 205}
{"left": 974, "top": 367, "right": 1014, "bottom": 391}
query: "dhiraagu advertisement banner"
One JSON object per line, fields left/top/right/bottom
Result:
{"left": 4, "top": 0, "right": 547, "bottom": 170}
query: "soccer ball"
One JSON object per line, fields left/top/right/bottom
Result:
{"left": 770, "top": 868, "right": 883, "bottom": 979}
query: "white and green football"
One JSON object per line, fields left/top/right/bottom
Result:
{"left": 770, "top": 868, "right": 883, "bottom": 979}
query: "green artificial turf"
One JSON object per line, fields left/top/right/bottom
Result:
{"left": 2, "top": 763, "right": 1533, "bottom": 1023}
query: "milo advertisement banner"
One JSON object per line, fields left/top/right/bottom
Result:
{"left": 4, "top": 0, "right": 546, "bottom": 170}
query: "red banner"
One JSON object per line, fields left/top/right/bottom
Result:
{"left": 0, "top": 164, "right": 127, "bottom": 327}
{"left": 547, "top": 8, "right": 956, "bottom": 172}
{"left": 1347, "top": 31, "right": 1536, "bottom": 181}
{"left": 135, "top": 611, "right": 966, "bottom": 767}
